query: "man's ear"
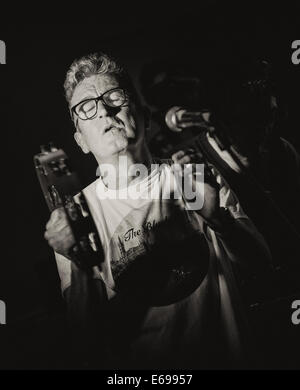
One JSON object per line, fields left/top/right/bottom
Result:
{"left": 74, "top": 131, "right": 90, "bottom": 154}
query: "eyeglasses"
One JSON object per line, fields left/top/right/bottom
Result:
{"left": 71, "top": 88, "right": 128, "bottom": 120}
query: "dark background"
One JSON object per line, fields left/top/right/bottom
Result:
{"left": 0, "top": 3, "right": 300, "bottom": 369}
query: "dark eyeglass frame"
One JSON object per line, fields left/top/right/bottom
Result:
{"left": 70, "top": 87, "right": 129, "bottom": 121}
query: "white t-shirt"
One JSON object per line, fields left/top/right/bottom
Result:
{"left": 55, "top": 162, "right": 250, "bottom": 368}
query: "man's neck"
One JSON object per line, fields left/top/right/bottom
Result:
{"left": 97, "top": 143, "right": 153, "bottom": 190}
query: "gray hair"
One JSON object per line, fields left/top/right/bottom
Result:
{"left": 64, "top": 52, "right": 138, "bottom": 105}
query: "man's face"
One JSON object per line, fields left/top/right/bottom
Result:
{"left": 70, "top": 74, "right": 145, "bottom": 160}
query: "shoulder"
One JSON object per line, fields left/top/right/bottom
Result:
{"left": 276, "top": 137, "right": 300, "bottom": 177}
{"left": 73, "top": 178, "right": 101, "bottom": 205}
{"left": 82, "top": 178, "right": 101, "bottom": 196}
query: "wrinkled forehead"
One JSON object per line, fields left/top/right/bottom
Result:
{"left": 70, "top": 74, "right": 120, "bottom": 108}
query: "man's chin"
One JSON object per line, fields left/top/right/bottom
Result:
{"left": 111, "top": 136, "right": 130, "bottom": 154}
{"left": 95, "top": 131, "right": 144, "bottom": 159}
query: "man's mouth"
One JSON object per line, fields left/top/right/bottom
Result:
{"left": 104, "top": 126, "right": 113, "bottom": 133}
{"left": 104, "top": 125, "right": 123, "bottom": 133}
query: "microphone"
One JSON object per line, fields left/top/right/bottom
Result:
{"left": 165, "top": 106, "right": 211, "bottom": 132}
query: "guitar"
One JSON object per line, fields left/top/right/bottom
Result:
{"left": 34, "top": 143, "right": 104, "bottom": 270}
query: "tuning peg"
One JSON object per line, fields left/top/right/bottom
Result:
{"left": 48, "top": 142, "right": 58, "bottom": 152}
{"left": 40, "top": 144, "right": 49, "bottom": 154}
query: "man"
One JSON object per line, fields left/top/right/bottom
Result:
{"left": 158, "top": 58, "right": 300, "bottom": 367}
{"left": 44, "top": 52, "right": 271, "bottom": 369}
{"left": 200, "top": 60, "right": 300, "bottom": 368}
{"left": 208, "top": 59, "right": 300, "bottom": 240}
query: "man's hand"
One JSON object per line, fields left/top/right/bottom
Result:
{"left": 44, "top": 207, "right": 75, "bottom": 259}
{"left": 171, "top": 149, "right": 222, "bottom": 226}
